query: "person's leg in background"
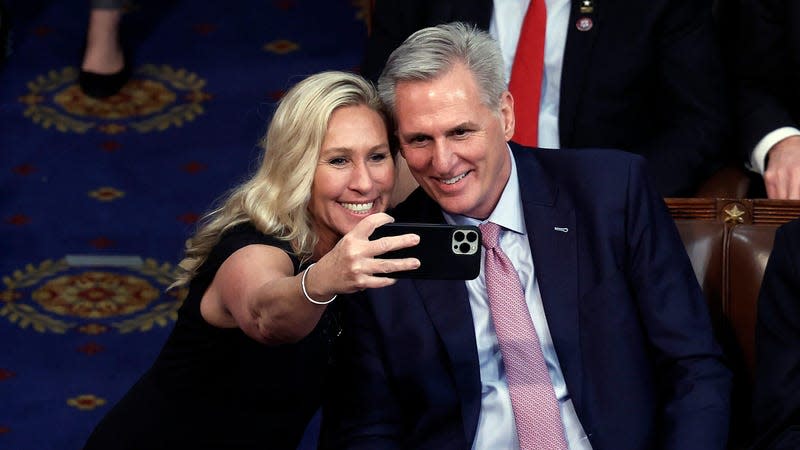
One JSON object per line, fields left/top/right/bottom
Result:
{"left": 0, "top": 1, "right": 9, "bottom": 67}
{"left": 80, "top": 0, "right": 128, "bottom": 98}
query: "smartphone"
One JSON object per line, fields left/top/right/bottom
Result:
{"left": 369, "top": 223, "right": 482, "bottom": 280}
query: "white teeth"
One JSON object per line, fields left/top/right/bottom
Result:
{"left": 441, "top": 172, "right": 467, "bottom": 185}
{"left": 340, "top": 202, "right": 374, "bottom": 213}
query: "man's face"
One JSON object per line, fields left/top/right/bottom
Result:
{"left": 394, "top": 63, "right": 514, "bottom": 220}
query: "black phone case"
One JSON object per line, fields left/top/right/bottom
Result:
{"left": 369, "top": 223, "right": 482, "bottom": 280}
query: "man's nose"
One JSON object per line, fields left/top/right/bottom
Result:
{"left": 431, "top": 139, "right": 455, "bottom": 173}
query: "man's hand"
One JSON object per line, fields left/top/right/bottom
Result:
{"left": 765, "top": 135, "right": 800, "bottom": 199}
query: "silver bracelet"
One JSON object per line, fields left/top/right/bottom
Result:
{"left": 301, "top": 263, "right": 337, "bottom": 305}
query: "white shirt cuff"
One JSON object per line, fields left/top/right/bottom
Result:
{"left": 750, "top": 127, "right": 800, "bottom": 174}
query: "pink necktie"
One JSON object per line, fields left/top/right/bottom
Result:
{"left": 479, "top": 222, "right": 567, "bottom": 450}
{"left": 508, "top": 0, "right": 547, "bottom": 147}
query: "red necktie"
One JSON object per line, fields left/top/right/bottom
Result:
{"left": 479, "top": 222, "right": 567, "bottom": 449}
{"left": 508, "top": 0, "right": 547, "bottom": 147}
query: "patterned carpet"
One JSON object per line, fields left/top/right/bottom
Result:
{"left": 0, "top": 1, "right": 368, "bottom": 448}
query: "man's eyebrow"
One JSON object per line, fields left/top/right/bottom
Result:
{"left": 448, "top": 121, "right": 477, "bottom": 132}
{"left": 399, "top": 131, "right": 431, "bottom": 141}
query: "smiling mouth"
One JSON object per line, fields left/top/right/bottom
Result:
{"left": 440, "top": 171, "right": 470, "bottom": 185}
{"left": 339, "top": 201, "right": 375, "bottom": 214}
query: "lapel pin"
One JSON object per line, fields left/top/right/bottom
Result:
{"left": 580, "top": 0, "right": 594, "bottom": 13}
{"left": 576, "top": 17, "right": 593, "bottom": 32}
{"left": 554, "top": 227, "right": 569, "bottom": 233}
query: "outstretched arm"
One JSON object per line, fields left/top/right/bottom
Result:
{"left": 202, "top": 213, "right": 420, "bottom": 344}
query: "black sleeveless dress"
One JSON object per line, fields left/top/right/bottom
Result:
{"left": 84, "top": 223, "right": 341, "bottom": 449}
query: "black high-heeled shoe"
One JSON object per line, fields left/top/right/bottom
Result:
{"left": 0, "top": 2, "right": 10, "bottom": 68}
{"left": 79, "top": 61, "right": 131, "bottom": 99}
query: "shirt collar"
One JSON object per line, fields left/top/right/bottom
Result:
{"left": 443, "top": 144, "right": 526, "bottom": 235}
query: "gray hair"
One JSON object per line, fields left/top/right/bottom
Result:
{"left": 377, "top": 22, "right": 506, "bottom": 117}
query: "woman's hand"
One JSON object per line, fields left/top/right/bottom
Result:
{"left": 304, "top": 213, "right": 420, "bottom": 298}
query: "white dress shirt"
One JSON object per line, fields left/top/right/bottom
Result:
{"left": 490, "top": 0, "right": 570, "bottom": 149}
{"left": 749, "top": 127, "right": 800, "bottom": 174}
{"left": 443, "top": 146, "right": 592, "bottom": 450}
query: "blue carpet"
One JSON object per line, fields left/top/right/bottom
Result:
{"left": 0, "top": 1, "right": 368, "bottom": 448}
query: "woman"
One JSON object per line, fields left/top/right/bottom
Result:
{"left": 84, "top": 71, "right": 419, "bottom": 449}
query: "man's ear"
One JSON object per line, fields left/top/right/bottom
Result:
{"left": 500, "top": 91, "right": 515, "bottom": 141}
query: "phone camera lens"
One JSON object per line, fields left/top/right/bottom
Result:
{"left": 459, "top": 242, "right": 471, "bottom": 253}
{"left": 466, "top": 231, "right": 477, "bottom": 242}
{"left": 454, "top": 231, "right": 465, "bottom": 242}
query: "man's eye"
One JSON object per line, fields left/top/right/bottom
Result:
{"left": 453, "top": 128, "right": 469, "bottom": 137}
{"left": 369, "top": 152, "right": 389, "bottom": 162}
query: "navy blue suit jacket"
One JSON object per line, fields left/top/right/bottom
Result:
{"left": 753, "top": 218, "right": 800, "bottom": 449}
{"left": 322, "top": 144, "right": 732, "bottom": 449}
{"left": 362, "top": 0, "right": 729, "bottom": 197}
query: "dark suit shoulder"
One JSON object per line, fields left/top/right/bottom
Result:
{"left": 753, "top": 217, "right": 800, "bottom": 448}
{"left": 777, "top": 217, "right": 800, "bottom": 240}
{"left": 764, "top": 218, "right": 800, "bottom": 266}
{"left": 512, "top": 143, "right": 649, "bottom": 201}
{"left": 531, "top": 146, "right": 644, "bottom": 171}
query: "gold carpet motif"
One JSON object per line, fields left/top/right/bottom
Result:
{"left": 18, "top": 64, "right": 212, "bottom": 134}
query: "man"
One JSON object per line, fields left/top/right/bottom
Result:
{"left": 737, "top": 0, "right": 800, "bottom": 199}
{"left": 753, "top": 218, "right": 800, "bottom": 449}
{"left": 323, "top": 23, "right": 731, "bottom": 449}
{"left": 363, "top": 0, "right": 729, "bottom": 198}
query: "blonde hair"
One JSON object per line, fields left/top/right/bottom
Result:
{"left": 171, "top": 71, "right": 387, "bottom": 288}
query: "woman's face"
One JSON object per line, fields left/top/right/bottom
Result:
{"left": 309, "top": 104, "right": 394, "bottom": 247}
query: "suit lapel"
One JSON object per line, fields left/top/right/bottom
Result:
{"left": 415, "top": 278, "right": 482, "bottom": 444}
{"left": 559, "top": 0, "right": 601, "bottom": 147}
{"left": 394, "top": 191, "right": 483, "bottom": 445}
{"left": 513, "top": 144, "right": 584, "bottom": 413}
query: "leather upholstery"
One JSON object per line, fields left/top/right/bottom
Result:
{"left": 669, "top": 199, "right": 800, "bottom": 448}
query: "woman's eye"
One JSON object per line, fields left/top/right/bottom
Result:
{"left": 329, "top": 157, "right": 347, "bottom": 166}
